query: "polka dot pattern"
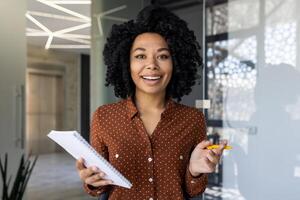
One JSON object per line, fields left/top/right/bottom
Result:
{"left": 84, "top": 97, "right": 208, "bottom": 200}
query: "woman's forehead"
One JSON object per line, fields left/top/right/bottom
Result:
{"left": 131, "top": 33, "right": 169, "bottom": 51}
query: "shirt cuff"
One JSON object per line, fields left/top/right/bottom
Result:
{"left": 83, "top": 183, "right": 111, "bottom": 197}
{"left": 185, "top": 165, "right": 208, "bottom": 197}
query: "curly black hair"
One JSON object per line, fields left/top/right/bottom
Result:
{"left": 103, "top": 5, "right": 202, "bottom": 102}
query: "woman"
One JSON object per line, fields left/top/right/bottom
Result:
{"left": 76, "top": 5, "right": 227, "bottom": 200}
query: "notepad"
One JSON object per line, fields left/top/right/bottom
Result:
{"left": 47, "top": 130, "right": 132, "bottom": 189}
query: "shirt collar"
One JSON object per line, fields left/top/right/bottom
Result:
{"left": 125, "top": 96, "right": 139, "bottom": 119}
{"left": 125, "top": 96, "right": 176, "bottom": 120}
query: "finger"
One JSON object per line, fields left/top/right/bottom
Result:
{"left": 85, "top": 173, "right": 104, "bottom": 185}
{"left": 76, "top": 158, "right": 86, "bottom": 170}
{"left": 213, "top": 140, "right": 228, "bottom": 155}
{"left": 220, "top": 139, "right": 228, "bottom": 145}
{"left": 207, "top": 150, "right": 219, "bottom": 165}
{"left": 80, "top": 167, "right": 98, "bottom": 180}
{"left": 212, "top": 148, "right": 223, "bottom": 157}
{"left": 90, "top": 179, "right": 113, "bottom": 187}
{"left": 196, "top": 140, "right": 212, "bottom": 149}
{"left": 219, "top": 140, "right": 228, "bottom": 149}
{"left": 204, "top": 157, "right": 216, "bottom": 172}
{"left": 211, "top": 140, "right": 227, "bottom": 155}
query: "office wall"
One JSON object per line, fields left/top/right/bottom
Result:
{"left": 0, "top": 0, "right": 27, "bottom": 196}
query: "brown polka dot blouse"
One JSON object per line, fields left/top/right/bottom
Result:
{"left": 84, "top": 97, "right": 208, "bottom": 200}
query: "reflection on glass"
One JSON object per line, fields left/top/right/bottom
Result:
{"left": 207, "top": 127, "right": 249, "bottom": 154}
{"left": 206, "top": 0, "right": 259, "bottom": 36}
{"left": 207, "top": 3, "right": 228, "bottom": 35}
{"left": 205, "top": 0, "right": 300, "bottom": 199}
{"left": 285, "top": 95, "right": 300, "bottom": 120}
{"left": 206, "top": 38, "right": 257, "bottom": 121}
{"left": 265, "top": 22, "right": 296, "bottom": 66}
{"left": 264, "top": 0, "right": 297, "bottom": 67}
{"left": 205, "top": 127, "right": 250, "bottom": 200}
{"left": 205, "top": 186, "right": 245, "bottom": 200}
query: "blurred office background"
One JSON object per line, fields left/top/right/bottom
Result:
{"left": 1, "top": 0, "right": 300, "bottom": 199}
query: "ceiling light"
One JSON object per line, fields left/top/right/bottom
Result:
{"left": 101, "top": 15, "right": 128, "bottom": 22}
{"left": 54, "top": 23, "right": 91, "bottom": 35}
{"left": 94, "top": 5, "right": 128, "bottom": 36}
{"left": 28, "top": 11, "right": 88, "bottom": 22}
{"left": 27, "top": 0, "right": 128, "bottom": 50}
{"left": 59, "top": 33, "right": 90, "bottom": 39}
{"left": 26, "top": 13, "right": 51, "bottom": 33}
{"left": 50, "top": 1, "right": 91, "bottom": 4}
{"left": 55, "top": 35, "right": 90, "bottom": 44}
{"left": 45, "top": 34, "right": 53, "bottom": 49}
{"left": 50, "top": 45, "right": 90, "bottom": 48}
{"left": 36, "top": 0, "right": 90, "bottom": 21}
{"left": 26, "top": 32, "right": 49, "bottom": 36}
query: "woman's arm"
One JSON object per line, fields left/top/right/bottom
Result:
{"left": 82, "top": 108, "right": 112, "bottom": 196}
{"left": 184, "top": 112, "right": 208, "bottom": 197}
{"left": 184, "top": 112, "right": 227, "bottom": 197}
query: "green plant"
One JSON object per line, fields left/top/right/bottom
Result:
{"left": 0, "top": 153, "right": 38, "bottom": 200}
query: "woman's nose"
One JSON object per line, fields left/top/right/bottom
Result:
{"left": 146, "top": 63, "right": 159, "bottom": 70}
{"left": 145, "top": 56, "right": 159, "bottom": 70}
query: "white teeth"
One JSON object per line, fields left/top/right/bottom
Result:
{"left": 142, "top": 76, "right": 161, "bottom": 80}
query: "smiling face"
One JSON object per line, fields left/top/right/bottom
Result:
{"left": 130, "top": 32, "right": 173, "bottom": 97}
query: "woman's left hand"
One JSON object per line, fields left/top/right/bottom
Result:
{"left": 188, "top": 140, "right": 228, "bottom": 177}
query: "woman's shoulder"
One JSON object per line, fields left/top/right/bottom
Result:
{"left": 93, "top": 99, "right": 127, "bottom": 118}
{"left": 173, "top": 101, "right": 205, "bottom": 120}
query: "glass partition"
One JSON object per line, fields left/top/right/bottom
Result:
{"left": 204, "top": 0, "right": 300, "bottom": 199}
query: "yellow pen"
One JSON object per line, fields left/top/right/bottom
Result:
{"left": 206, "top": 145, "right": 232, "bottom": 150}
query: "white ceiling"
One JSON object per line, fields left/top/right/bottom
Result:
{"left": 26, "top": 0, "right": 91, "bottom": 54}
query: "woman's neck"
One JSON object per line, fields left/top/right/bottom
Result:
{"left": 134, "top": 91, "right": 166, "bottom": 114}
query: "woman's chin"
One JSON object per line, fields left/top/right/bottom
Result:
{"left": 136, "top": 87, "right": 166, "bottom": 96}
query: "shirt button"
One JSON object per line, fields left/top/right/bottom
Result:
{"left": 148, "top": 178, "right": 153, "bottom": 183}
{"left": 179, "top": 155, "right": 183, "bottom": 160}
{"left": 115, "top": 154, "right": 119, "bottom": 158}
{"left": 149, "top": 198, "right": 154, "bottom": 200}
{"left": 191, "top": 180, "right": 195, "bottom": 184}
{"left": 148, "top": 157, "right": 153, "bottom": 162}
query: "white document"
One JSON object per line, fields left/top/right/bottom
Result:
{"left": 47, "top": 130, "right": 132, "bottom": 189}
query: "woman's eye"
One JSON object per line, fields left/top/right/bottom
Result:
{"left": 158, "top": 54, "right": 170, "bottom": 60}
{"left": 135, "top": 54, "right": 146, "bottom": 59}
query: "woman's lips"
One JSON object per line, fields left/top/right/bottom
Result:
{"left": 141, "top": 75, "right": 161, "bottom": 80}
{"left": 140, "top": 75, "right": 162, "bottom": 86}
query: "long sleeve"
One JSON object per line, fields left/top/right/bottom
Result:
{"left": 83, "top": 108, "right": 112, "bottom": 197}
{"left": 184, "top": 111, "right": 208, "bottom": 197}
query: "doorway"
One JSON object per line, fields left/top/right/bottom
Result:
{"left": 26, "top": 68, "right": 64, "bottom": 155}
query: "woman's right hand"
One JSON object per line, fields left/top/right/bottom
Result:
{"left": 76, "top": 158, "right": 113, "bottom": 187}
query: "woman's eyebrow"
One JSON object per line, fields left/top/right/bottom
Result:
{"left": 132, "top": 47, "right": 170, "bottom": 52}
{"left": 133, "top": 47, "right": 146, "bottom": 52}
{"left": 157, "top": 47, "right": 170, "bottom": 52}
